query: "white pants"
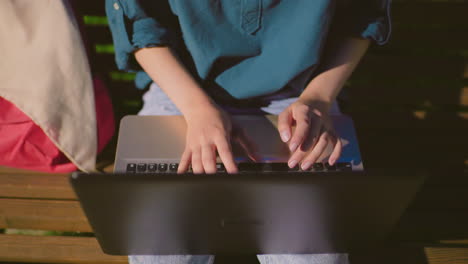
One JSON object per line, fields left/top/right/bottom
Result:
{"left": 138, "top": 83, "right": 342, "bottom": 116}
{"left": 130, "top": 83, "right": 348, "bottom": 264}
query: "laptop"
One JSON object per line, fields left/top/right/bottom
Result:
{"left": 71, "top": 170, "right": 424, "bottom": 255}
{"left": 70, "top": 115, "right": 425, "bottom": 255}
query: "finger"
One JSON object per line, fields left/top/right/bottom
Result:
{"left": 278, "top": 109, "right": 293, "bottom": 142}
{"left": 287, "top": 147, "right": 308, "bottom": 169}
{"left": 300, "top": 124, "right": 321, "bottom": 152}
{"left": 191, "top": 147, "right": 204, "bottom": 174}
{"left": 215, "top": 137, "right": 238, "bottom": 174}
{"left": 289, "top": 112, "right": 310, "bottom": 152}
{"left": 301, "top": 132, "right": 330, "bottom": 170}
{"left": 328, "top": 135, "right": 342, "bottom": 165}
{"left": 202, "top": 144, "right": 217, "bottom": 174}
{"left": 177, "top": 149, "right": 191, "bottom": 174}
{"left": 234, "top": 128, "right": 261, "bottom": 162}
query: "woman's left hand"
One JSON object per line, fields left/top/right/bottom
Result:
{"left": 278, "top": 99, "right": 342, "bottom": 170}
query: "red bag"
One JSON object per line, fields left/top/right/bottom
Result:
{"left": 0, "top": 77, "right": 114, "bottom": 173}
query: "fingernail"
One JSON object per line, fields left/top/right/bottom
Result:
{"left": 329, "top": 159, "right": 335, "bottom": 165}
{"left": 289, "top": 142, "right": 298, "bottom": 152}
{"left": 281, "top": 131, "right": 290, "bottom": 142}
{"left": 288, "top": 160, "right": 298, "bottom": 168}
{"left": 301, "top": 162, "right": 312, "bottom": 171}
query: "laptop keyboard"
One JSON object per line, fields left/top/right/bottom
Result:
{"left": 126, "top": 162, "right": 352, "bottom": 173}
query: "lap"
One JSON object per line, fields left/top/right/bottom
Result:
{"left": 132, "top": 83, "right": 348, "bottom": 264}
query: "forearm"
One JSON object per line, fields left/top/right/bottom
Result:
{"left": 299, "top": 37, "right": 370, "bottom": 110}
{"left": 135, "top": 47, "right": 216, "bottom": 117}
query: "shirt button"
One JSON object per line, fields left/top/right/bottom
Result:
{"left": 113, "top": 2, "right": 120, "bottom": 10}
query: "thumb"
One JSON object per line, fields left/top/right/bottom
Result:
{"left": 233, "top": 127, "right": 261, "bottom": 162}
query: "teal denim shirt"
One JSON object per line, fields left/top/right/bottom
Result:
{"left": 106, "top": 0, "right": 391, "bottom": 100}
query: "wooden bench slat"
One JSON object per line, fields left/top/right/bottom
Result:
{"left": 440, "top": 239, "right": 468, "bottom": 245}
{"left": 0, "top": 198, "right": 91, "bottom": 232}
{"left": 350, "top": 246, "right": 468, "bottom": 264}
{"left": 0, "top": 171, "right": 76, "bottom": 200}
{"left": 425, "top": 247, "right": 468, "bottom": 264}
{"left": 0, "top": 234, "right": 127, "bottom": 264}
{"left": 0, "top": 166, "right": 50, "bottom": 174}
{"left": 2, "top": 198, "right": 468, "bottom": 243}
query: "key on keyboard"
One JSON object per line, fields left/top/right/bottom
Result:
{"left": 126, "top": 163, "right": 136, "bottom": 173}
{"left": 148, "top": 163, "right": 157, "bottom": 172}
{"left": 169, "top": 163, "right": 178, "bottom": 172}
{"left": 158, "top": 163, "right": 168, "bottom": 172}
{"left": 137, "top": 163, "right": 147, "bottom": 172}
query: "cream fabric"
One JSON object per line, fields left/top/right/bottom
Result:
{"left": 0, "top": 0, "right": 97, "bottom": 172}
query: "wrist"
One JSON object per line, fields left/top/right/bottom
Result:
{"left": 183, "top": 101, "right": 221, "bottom": 122}
{"left": 297, "top": 93, "right": 333, "bottom": 114}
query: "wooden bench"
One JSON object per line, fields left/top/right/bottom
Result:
{"left": 1, "top": 163, "right": 467, "bottom": 264}
{"left": 0, "top": 165, "right": 127, "bottom": 264}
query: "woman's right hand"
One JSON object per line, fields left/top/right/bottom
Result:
{"left": 177, "top": 105, "right": 239, "bottom": 174}
{"left": 135, "top": 47, "right": 246, "bottom": 174}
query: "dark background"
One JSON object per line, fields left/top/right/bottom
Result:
{"left": 74, "top": 0, "right": 468, "bottom": 262}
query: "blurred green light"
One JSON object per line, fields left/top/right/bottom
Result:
{"left": 123, "top": 100, "right": 143, "bottom": 107}
{"left": 110, "top": 71, "right": 136, "bottom": 82}
{"left": 83, "top": 15, "right": 108, "bottom": 26}
{"left": 95, "top": 44, "right": 115, "bottom": 54}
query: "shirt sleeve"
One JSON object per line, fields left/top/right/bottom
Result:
{"left": 105, "top": 0, "right": 175, "bottom": 71}
{"left": 335, "top": 0, "right": 392, "bottom": 45}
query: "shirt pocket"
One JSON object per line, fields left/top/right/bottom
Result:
{"left": 240, "top": 0, "right": 263, "bottom": 34}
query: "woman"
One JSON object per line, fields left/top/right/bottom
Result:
{"left": 106, "top": 0, "right": 391, "bottom": 263}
